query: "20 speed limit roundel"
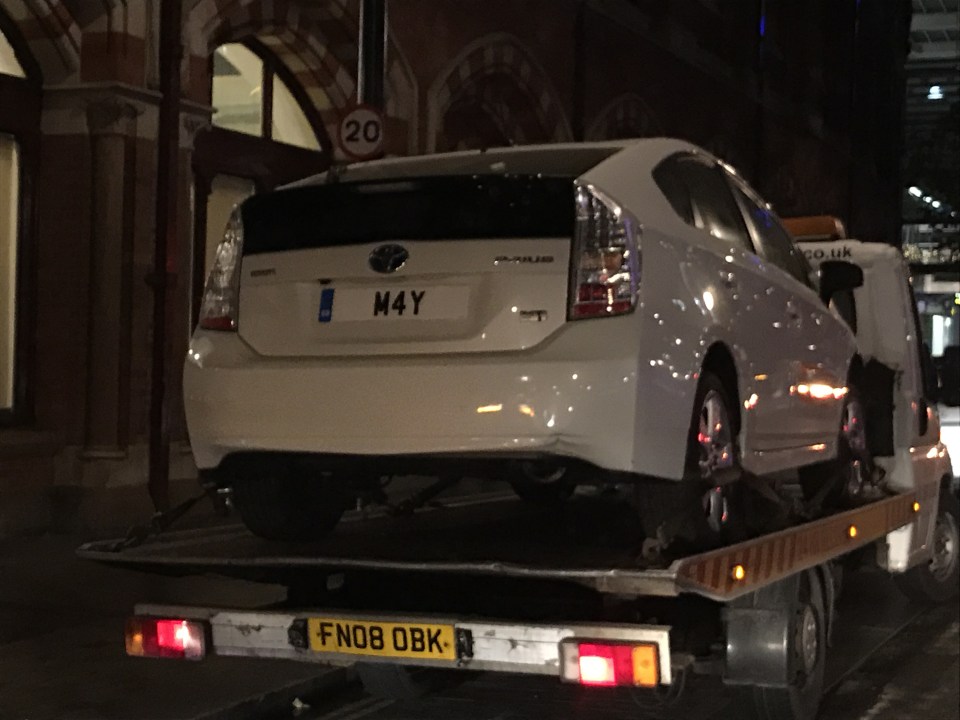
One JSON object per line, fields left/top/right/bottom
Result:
{"left": 338, "top": 105, "right": 384, "bottom": 160}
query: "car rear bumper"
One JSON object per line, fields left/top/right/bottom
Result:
{"left": 183, "top": 326, "right": 689, "bottom": 479}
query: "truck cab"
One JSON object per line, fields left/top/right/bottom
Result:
{"left": 789, "top": 218, "right": 952, "bottom": 571}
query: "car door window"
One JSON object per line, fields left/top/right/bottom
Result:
{"left": 731, "top": 182, "right": 812, "bottom": 287}
{"left": 676, "top": 158, "right": 752, "bottom": 250}
{"left": 652, "top": 158, "right": 695, "bottom": 224}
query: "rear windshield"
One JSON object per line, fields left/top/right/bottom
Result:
{"left": 241, "top": 175, "right": 576, "bottom": 255}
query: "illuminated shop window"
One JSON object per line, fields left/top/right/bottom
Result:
{"left": 0, "top": 28, "right": 25, "bottom": 78}
{"left": 212, "top": 43, "right": 320, "bottom": 151}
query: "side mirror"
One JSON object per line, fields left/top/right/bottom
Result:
{"left": 921, "top": 342, "right": 941, "bottom": 404}
{"left": 818, "top": 260, "right": 863, "bottom": 304}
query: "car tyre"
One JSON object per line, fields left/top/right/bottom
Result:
{"left": 231, "top": 460, "right": 348, "bottom": 542}
{"left": 894, "top": 488, "right": 960, "bottom": 603}
{"left": 637, "top": 371, "right": 745, "bottom": 552}
{"left": 508, "top": 460, "right": 577, "bottom": 506}
{"left": 798, "top": 386, "right": 871, "bottom": 513}
{"left": 686, "top": 371, "right": 746, "bottom": 546}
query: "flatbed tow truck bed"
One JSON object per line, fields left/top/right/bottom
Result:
{"left": 76, "top": 481, "right": 958, "bottom": 720}
{"left": 78, "top": 489, "right": 919, "bottom": 601}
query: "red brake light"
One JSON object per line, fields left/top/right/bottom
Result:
{"left": 561, "top": 639, "right": 661, "bottom": 688}
{"left": 199, "top": 316, "right": 236, "bottom": 332}
{"left": 577, "top": 643, "right": 634, "bottom": 686}
{"left": 126, "top": 616, "right": 206, "bottom": 660}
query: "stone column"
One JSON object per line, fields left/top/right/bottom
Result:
{"left": 83, "top": 98, "right": 141, "bottom": 458}
{"left": 165, "top": 104, "right": 211, "bottom": 456}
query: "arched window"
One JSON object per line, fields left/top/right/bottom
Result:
{"left": 0, "top": 24, "right": 25, "bottom": 77}
{"left": 193, "top": 41, "right": 328, "bottom": 326}
{"left": 1, "top": 20, "right": 33, "bottom": 417}
{"left": 211, "top": 42, "right": 320, "bottom": 151}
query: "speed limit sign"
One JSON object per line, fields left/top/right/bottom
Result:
{"left": 338, "top": 105, "right": 384, "bottom": 160}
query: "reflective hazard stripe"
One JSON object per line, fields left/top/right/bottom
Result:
{"left": 674, "top": 493, "right": 918, "bottom": 601}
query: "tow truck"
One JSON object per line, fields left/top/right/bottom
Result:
{"left": 78, "top": 218, "right": 958, "bottom": 720}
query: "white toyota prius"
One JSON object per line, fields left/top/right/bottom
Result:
{"left": 184, "top": 139, "right": 866, "bottom": 546}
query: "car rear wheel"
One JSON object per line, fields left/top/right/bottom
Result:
{"left": 637, "top": 371, "right": 745, "bottom": 552}
{"left": 687, "top": 372, "right": 747, "bottom": 546}
{"left": 508, "top": 460, "right": 576, "bottom": 506}
{"left": 231, "top": 460, "right": 348, "bottom": 542}
{"left": 799, "top": 387, "right": 871, "bottom": 513}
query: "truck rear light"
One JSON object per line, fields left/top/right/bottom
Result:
{"left": 126, "top": 616, "right": 207, "bottom": 660}
{"left": 198, "top": 206, "right": 243, "bottom": 331}
{"left": 569, "top": 183, "right": 641, "bottom": 320}
{"left": 560, "top": 639, "right": 660, "bottom": 687}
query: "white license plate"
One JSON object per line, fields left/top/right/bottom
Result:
{"left": 319, "top": 286, "right": 469, "bottom": 322}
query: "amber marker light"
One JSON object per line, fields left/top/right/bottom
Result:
{"left": 847, "top": 525, "right": 858, "bottom": 539}
{"left": 913, "top": 502, "right": 921, "bottom": 513}
{"left": 631, "top": 645, "right": 660, "bottom": 687}
{"left": 732, "top": 564, "right": 746, "bottom": 581}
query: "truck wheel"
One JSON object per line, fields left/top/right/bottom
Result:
{"left": 894, "top": 489, "right": 960, "bottom": 603}
{"left": 747, "top": 571, "right": 827, "bottom": 720}
{"left": 799, "top": 387, "right": 870, "bottom": 513}
{"left": 231, "top": 461, "right": 347, "bottom": 542}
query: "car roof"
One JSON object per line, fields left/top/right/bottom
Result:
{"left": 287, "top": 138, "right": 705, "bottom": 187}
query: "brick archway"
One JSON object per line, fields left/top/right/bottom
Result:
{"left": 0, "top": 0, "right": 80, "bottom": 82}
{"left": 427, "top": 32, "right": 571, "bottom": 152}
{"left": 586, "top": 93, "right": 663, "bottom": 141}
{"left": 187, "top": 0, "right": 417, "bottom": 156}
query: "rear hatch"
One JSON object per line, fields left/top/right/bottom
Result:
{"left": 238, "top": 174, "right": 578, "bottom": 357}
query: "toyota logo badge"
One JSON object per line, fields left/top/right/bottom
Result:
{"left": 369, "top": 244, "right": 409, "bottom": 274}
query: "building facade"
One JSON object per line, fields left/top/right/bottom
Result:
{"left": 0, "top": 0, "right": 910, "bottom": 535}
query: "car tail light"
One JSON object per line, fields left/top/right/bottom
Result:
{"left": 560, "top": 639, "right": 660, "bottom": 687}
{"left": 126, "top": 616, "right": 207, "bottom": 660}
{"left": 569, "top": 183, "right": 641, "bottom": 319}
{"left": 198, "top": 207, "right": 244, "bottom": 331}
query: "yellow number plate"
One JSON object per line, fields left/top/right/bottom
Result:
{"left": 307, "top": 618, "right": 457, "bottom": 660}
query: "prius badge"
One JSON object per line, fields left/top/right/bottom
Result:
{"left": 369, "top": 244, "right": 409, "bottom": 274}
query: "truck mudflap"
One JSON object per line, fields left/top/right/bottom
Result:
{"left": 80, "top": 490, "right": 923, "bottom": 602}
{"left": 130, "top": 604, "right": 674, "bottom": 686}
